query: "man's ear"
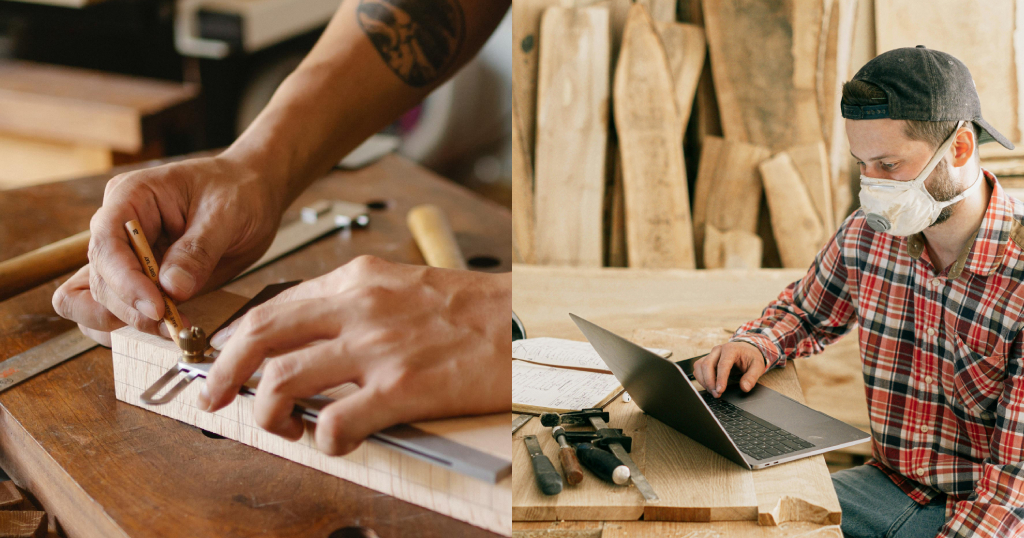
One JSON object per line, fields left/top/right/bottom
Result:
{"left": 951, "top": 126, "right": 976, "bottom": 167}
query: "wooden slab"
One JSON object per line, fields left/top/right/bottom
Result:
{"left": 701, "top": 0, "right": 824, "bottom": 152}
{"left": 655, "top": 21, "right": 706, "bottom": 131}
{"left": 0, "top": 511, "right": 45, "bottom": 538}
{"left": 0, "top": 133, "right": 111, "bottom": 190}
{"left": 615, "top": 4, "right": 695, "bottom": 269}
{"left": 638, "top": 0, "right": 677, "bottom": 22}
{"left": 111, "top": 290, "right": 511, "bottom": 536}
{"left": 512, "top": 92, "right": 535, "bottom": 264}
{"left": 760, "top": 151, "right": 826, "bottom": 269}
{"left": 0, "top": 61, "right": 196, "bottom": 153}
{"left": 533, "top": 6, "right": 610, "bottom": 266}
{"left": 512, "top": 0, "right": 559, "bottom": 169}
{"left": 704, "top": 226, "right": 762, "bottom": 270}
{"left": 788, "top": 142, "right": 835, "bottom": 237}
{"left": 876, "top": 0, "right": 1023, "bottom": 146}
{"left": 691, "top": 135, "right": 771, "bottom": 268}
{"left": 820, "top": 0, "right": 857, "bottom": 228}
{"left": 602, "top": 521, "right": 843, "bottom": 537}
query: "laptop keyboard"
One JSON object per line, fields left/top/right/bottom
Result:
{"left": 704, "top": 396, "right": 815, "bottom": 461}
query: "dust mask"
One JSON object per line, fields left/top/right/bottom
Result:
{"left": 859, "top": 120, "right": 982, "bottom": 236}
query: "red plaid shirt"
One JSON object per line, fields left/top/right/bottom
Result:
{"left": 733, "top": 171, "right": 1024, "bottom": 537}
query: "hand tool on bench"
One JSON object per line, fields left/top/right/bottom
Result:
{"left": 124, "top": 220, "right": 189, "bottom": 347}
{"left": 512, "top": 414, "right": 532, "bottom": 434}
{"left": 541, "top": 409, "right": 660, "bottom": 502}
{"left": 550, "top": 426, "right": 584, "bottom": 486}
{"left": 574, "top": 442, "right": 630, "bottom": 485}
{"left": 407, "top": 204, "right": 466, "bottom": 270}
{"left": 523, "top": 435, "right": 562, "bottom": 495}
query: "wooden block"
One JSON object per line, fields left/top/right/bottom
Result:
{"left": 654, "top": 21, "right": 706, "bottom": 131}
{"left": 615, "top": 4, "right": 695, "bottom": 269}
{"left": 512, "top": 520, "right": 605, "bottom": 538}
{"left": 876, "top": 0, "right": 1022, "bottom": 145}
{"left": 0, "top": 134, "right": 111, "bottom": 190}
{"left": 110, "top": 291, "right": 510, "bottom": 536}
{"left": 0, "top": 483, "right": 26, "bottom": 511}
{"left": 0, "top": 511, "right": 45, "bottom": 538}
{"left": 691, "top": 136, "right": 771, "bottom": 267}
{"left": 704, "top": 226, "right": 762, "bottom": 270}
{"left": 638, "top": 0, "right": 677, "bottom": 22}
{"left": 602, "top": 520, "right": 843, "bottom": 537}
{"left": 788, "top": 142, "right": 835, "bottom": 237}
{"left": 511, "top": 93, "right": 535, "bottom": 264}
{"left": 0, "top": 61, "right": 196, "bottom": 153}
{"left": 759, "top": 151, "right": 826, "bottom": 269}
{"left": 701, "top": 0, "right": 824, "bottom": 152}
{"left": 533, "top": 6, "right": 610, "bottom": 266}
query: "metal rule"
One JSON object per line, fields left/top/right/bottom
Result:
{"left": 0, "top": 329, "right": 97, "bottom": 393}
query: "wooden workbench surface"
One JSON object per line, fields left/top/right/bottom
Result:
{"left": 0, "top": 153, "right": 512, "bottom": 538}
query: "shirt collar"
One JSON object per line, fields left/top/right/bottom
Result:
{"left": 906, "top": 170, "right": 1013, "bottom": 279}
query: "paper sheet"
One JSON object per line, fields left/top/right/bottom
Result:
{"left": 511, "top": 337, "right": 672, "bottom": 373}
{"left": 512, "top": 360, "right": 623, "bottom": 413}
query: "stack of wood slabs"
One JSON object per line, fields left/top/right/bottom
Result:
{"left": 513, "top": 327, "right": 842, "bottom": 527}
{"left": 111, "top": 291, "right": 511, "bottom": 536}
{"left": 0, "top": 61, "right": 197, "bottom": 190}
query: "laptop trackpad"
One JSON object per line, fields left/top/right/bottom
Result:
{"left": 723, "top": 385, "right": 848, "bottom": 447}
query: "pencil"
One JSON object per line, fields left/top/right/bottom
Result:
{"left": 123, "top": 220, "right": 186, "bottom": 347}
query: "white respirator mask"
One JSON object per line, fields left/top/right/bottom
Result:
{"left": 859, "top": 120, "right": 982, "bottom": 236}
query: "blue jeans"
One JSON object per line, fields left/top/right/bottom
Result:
{"left": 832, "top": 465, "right": 947, "bottom": 538}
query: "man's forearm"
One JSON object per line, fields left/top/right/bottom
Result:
{"left": 221, "top": 0, "right": 510, "bottom": 204}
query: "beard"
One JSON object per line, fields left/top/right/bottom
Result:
{"left": 926, "top": 158, "right": 965, "bottom": 227}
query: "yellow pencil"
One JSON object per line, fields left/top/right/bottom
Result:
{"left": 124, "top": 220, "right": 186, "bottom": 347}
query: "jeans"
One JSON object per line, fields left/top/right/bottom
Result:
{"left": 832, "top": 465, "right": 947, "bottom": 538}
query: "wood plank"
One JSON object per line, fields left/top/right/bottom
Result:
{"left": 602, "top": 520, "right": 843, "bottom": 537}
{"left": 654, "top": 21, "right": 706, "bottom": 131}
{"left": 0, "top": 511, "right": 45, "bottom": 538}
{"left": 703, "top": 226, "right": 762, "bottom": 270}
{"left": 760, "top": 151, "right": 826, "bottom": 269}
{"left": 701, "top": 0, "right": 824, "bottom": 152}
{"left": 0, "top": 61, "right": 196, "bottom": 153}
{"left": 511, "top": 520, "right": 604, "bottom": 538}
{"left": 875, "top": 0, "right": 1022, "bottom": 145}
{"left": 111, "top": 290, "right": 510, "bottom": 536}
{"left": 820, "top": 0, "right": 857, "bottom": 228}
{"left": 512, "top": 0, "right": 559, "bottom": 169}
{"left": 788, "top": 142, "right": 835, "bottom": 237}
{"left": 534, "top": 6, "right": 610, "bottom": 266}
{"left": 512, "top": 92, "right": 536, "bottom": 264}
{"left": 638, "top": 0, "right": 677, "bottom": 22}
{"left": 691, "top": 136, "right": 771, "bottom": 268}
{"left": 0, "top": 134, "right": 111, "bottom": 190}
{"left": 615, "top": 4, "right": 695, "bottom": 269}
{"left": 0, "top": 483, "right": 27, "bottom": 511}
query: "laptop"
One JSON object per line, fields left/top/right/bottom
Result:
{"left": 570, "top": 314, "right": 871, "bottom": 470}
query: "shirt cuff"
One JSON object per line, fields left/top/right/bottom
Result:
{"left": 729, "top": 333, "right": 782, "bottom": 370}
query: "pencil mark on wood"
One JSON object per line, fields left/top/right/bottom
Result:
{"left": 357, "top": 0, "right": 466, "bottom": 87}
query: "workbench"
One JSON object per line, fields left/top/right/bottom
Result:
{"left": 0, "top": 153, "right": 511, "bottom": 538}
{"left": 511, "top": 265, "right": 869, "bottom": 537}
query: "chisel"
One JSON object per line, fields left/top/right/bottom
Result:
{"left": 523, "top": 435, "right": 562, "bottom": 495}
{"left": 575, "top": 442, "right": 630, "bottom": 485}
{"left": 551, "top": 426, "right": 584, "bottom": 486}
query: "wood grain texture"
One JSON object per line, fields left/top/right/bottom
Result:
{"left": 602, "top": 520, "right": 842, "bottom": 537}
{"left": 0, "top": 61, "right": 196, "bottom": 152}
{"left": 615, "top": 4, "right": 695, "bottom": 269}
{"left": 0, "top": 483, "right": 27, "bottom": 511}
{"left": 760, "top": 151, "right": 826, "bottom": 269}
{"left": 691, "top": 136, "right": 771, "bottom": 268}
{"left": 0, "top": 511, "right": 45, "bottom": 538}
{"left": 819, "top": 0, "right": 856, "bottom": 228}
{"left": 876, "top": 0, "right": 1022, "bottom": 145}
{"left": 638, "top": 0, "right": 677, "bottom": 22}
{"left": 0, "top": 154, "right": 511, "bottom": 538}
{"left": 704, "top": 226, "right": 762, "bottom": 270}
{"left": 0, "top": 134, "right": 111, "bottom": 190}
{"left": 788, "top": 142, "right": 835, "bottom": 237}
{"left": 701, "top": 0, "right": 824, "bottom": 152}
{"left": 512, "top": 93, "right": 535, "bottom": 264}
{"left": 655, "top": 21, "right": 706, "bottom": 130}
{"left": 533, "top": 6, "right": 610, "bottom": 266}
{"left": 512, "top": 0, "right": 560, "bottom": 169}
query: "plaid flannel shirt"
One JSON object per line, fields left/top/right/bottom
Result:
{"left": 732, "top": 171, "right": 1024, "bottom": 537}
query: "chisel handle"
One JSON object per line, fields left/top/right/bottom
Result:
{"left": 576, "top": 442, "right": 630, "bottom": 485}
{"left": 558, "top": 445, "right": 584, "bottom": 486}
{"left": 530, "top": 453, "right": 563, "bottom": 495}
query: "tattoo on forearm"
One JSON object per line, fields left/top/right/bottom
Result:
{"left": 357, "top": 0, "right": 466, "bottom": 88}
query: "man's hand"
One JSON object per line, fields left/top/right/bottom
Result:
{"left": 692, "top": 341, "right": 767, "bottom": 398}
{"left": 198, "top": 255, "right": 510, "bottom": 456}
{"left": 52, "top": 155, "right": 285, "bottom": 346}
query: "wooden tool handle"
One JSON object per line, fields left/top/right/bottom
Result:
{"left": 558, "top": 445, "right": 584, "bottom": 486}
{"left": 0, "top": 230, "right": 90, "bottom": 302}
{"left": 576, "top": 442, "right": 629, "bottom": 485}
{"left": 123, "top": 220, "right": 186, "bottom": 345}
{"left": 530, "top": 453, "right": 563, "bottom": 496}
{"left": 406, "top": 204, "right": 467, "bottom": 270}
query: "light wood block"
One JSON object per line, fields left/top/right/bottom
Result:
{"left": 615, "top": 4, "right": 695, "bottom": 269}
{"left": 0, "top": 61, "right": 196, "bottom": 153}
{"left": 691, "top": 135, "right": 771, "bottom": 268}
{"left": 704, "top": 226, "right": 762, "bottom": 270}
{"left": 533, "top": 6, "right": 610, "bottom": 266}
{"left": 788, "top": 142, "right": 835, "bottom": 237}
{"left": 760, "top": 151, "right": 826, "bottom": 269}
{"left": 111, "top": 291, "right": 510, "bottom": 536}
{"left": 0, "top": 134, "right": 111, "bottom": 190}
{"left": 512, "top": 93, "right": 536, "bottom": 264}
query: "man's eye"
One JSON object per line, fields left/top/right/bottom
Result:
{"left": 882, "top": 163, "right": 897, "bottom": 170}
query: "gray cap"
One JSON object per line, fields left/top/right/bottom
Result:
{"left": 841, "top": 45, "right": 1014, "bottom": 150}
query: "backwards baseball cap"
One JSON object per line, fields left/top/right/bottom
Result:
{"left": 841, "top": 45, "right": 1014, "bottom": 150}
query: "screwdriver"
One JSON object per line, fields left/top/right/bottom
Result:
{"left": 576, "top": 442, "right": 630, "bottom": 485}
{"left": 551, "top": 426, "right": 584, "bottom": 486}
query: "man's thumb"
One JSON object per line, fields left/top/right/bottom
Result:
{"left": 159, "top": 222, "right": 230, "bottom": 301}
{"left": 739, "top": 360, "right": 764, "bottom": 392}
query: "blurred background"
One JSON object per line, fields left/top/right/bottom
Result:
{"left": 0, "top": 0, "right": 514, "bottom": 208}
